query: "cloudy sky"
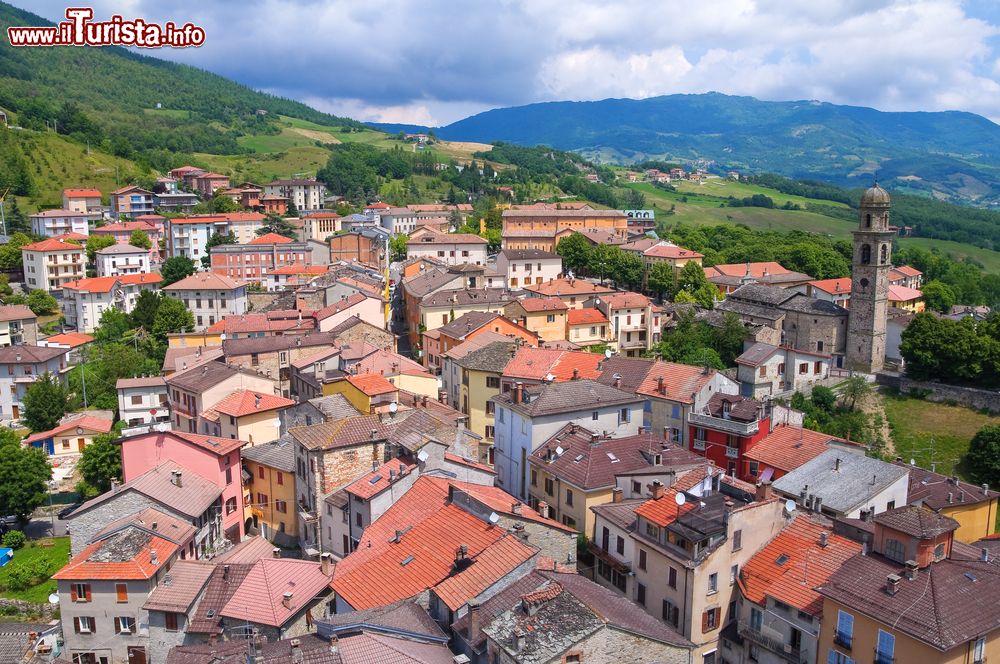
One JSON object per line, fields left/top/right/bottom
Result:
{"left": 21, "top": 0, "right": 1000, "bottom": 126}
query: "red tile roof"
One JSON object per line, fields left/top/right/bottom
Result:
{"left": 567, "top": 308, "right": 608, "bottom": 325}
{"left": 345, "top": 458, "right": 418, "bottom": 500}
{"left": 523, "top": 278, "right": 615, "bottom": 297}
{"left": 212, "top": 390, "right": 295, "bottom": 418}
{"left": 739, "top": 516, "right": 860, "bottom": 616}
{"left": 889, "top": 284, "right": 923, "bottom": 302}
{"left": 164, "top": 272, "right": 248, "bottom": 291}
{"left": 269, "top": 265, "right": 329, "bottom": 275}
{"left": 62, "top": 276, "right": 117, "bottom": 293}
{"left": 705, "top": 262, "right": 791, "bottom": 279}
{"left": 219, "top": 558, "right": 333, "bottom": 627}
{"left": 52, "top": 232, "right": 89, "bottom": 242}
{"left": 635, "top": 360, "right": 717, "bottom": 404}
{"left": 503, "top": 347, "right": 602, "bottom": 381}
{"left": 24, "top": 414, "right": 113, "bottom": 444}
{"left": 22, "top": 238, "right": 84, "bottom": 252}
{"left": 809, "top": 277, "right": 852, "bottom": 295}
{"left": 444, "top": 453, "right": 497, "bottom": 475}
{"left": 601, "top": 292, "right": 652, "bottom": 309}
{"left": 515, "top": 297, "right": 568, "bottom": 313}
{"left": 156, "top": 430, "right": 248, "bottom": 457}
{"left": 169, "top": 212, "right": 266, "bottom": 225}
{"left": 366, "top": 202, "right": 391, "bottom": 210}
{"left": 634, "top": 488, "right": 697, "bottom": 527}
{"left": 53, "top": 529, "right": 180, "bottom": 581}
{"left": 643, "top": 243, "right": 703, "bottom": 259}
{"left": 314, "top": 292, "right": 369, "bottom": 320}
{"left": 120, "top": 272, "right": 162, "bottom": 286}
{"left": 249, "top": 232, "right": 295, "bottom": 245}
{"left": 92, "top": 221, "right": 158, "bottom": 233}
{"left": 743, "top": 425, "right": 851, "bottom": 473}
{"left": 346, "top": 373, "right": 398, "bottom": 396}
{"left": 893, "top": 264, "right": 922, "bottom": 277}
{"left": 63, "top": 188, "right": 102, "bottom": 198}
{"left": 433, "top": 535, "right": 536, "bottom": 610}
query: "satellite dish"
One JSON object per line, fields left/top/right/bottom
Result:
{"left": 272, "top": 418, "right": 282, "bottom": 428}
{"left": 220, "top": 333, "right": 227, "bottom": 341}
{"left": 488, "top": 512, "right": 500, "bottom": 524}
{"left": 417, "top": 450, "right": 429, "bottom": 462}
{"left": 545, "top": 373, "right": 555, "bottom": 382}
{"left": 604, "top": 348, "right": 612, "bottom": 359}
{"left": 910, "top": 458, "right": 916, "bottom": 466}
{"left": 555, "top": 446, "right": 565, "bottom": 456}
{"left": 784, "top": 499, "right": 797, "bottom": 514}
{"left": 48, "top": 593, "right": 59, "bottom": 605}
{"left": 674, "top": 492, "right": 686, "bottom": 506}
{"left": 389, "top": 402, "right": 398, "bottom": 414}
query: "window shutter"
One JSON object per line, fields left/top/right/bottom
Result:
{"left": 73, "top": 617, "right": 80, "bottom": 633}
{"left": 84, "top": 584, "right": 92, "bottom": 602}
{"left": 70, "top": 585, "right": 78, "bottom": 602}
{"left": 91, "top": 617, "right": 96, "bottom": 634}
{"left": 702, "top": 610, "right": 710, "bottom": 633}
{"left": 114, "top": 618, "right": 121, "bottom": 634}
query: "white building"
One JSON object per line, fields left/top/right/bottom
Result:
{"left": 95, "top": 244, "right": 151, "bottom": 277}
{"left": 166, "top": 212, "right": 266, "bottom": 259}
{"left": 162, "top": 272, "right": 249, "bottom": 330}
{"left": 263, "top": 179, "right": 326, "bottom": 212}
{"left": 116, "top": 376, "right": 169, "bottom": 428}
{"left": 61, "top": 273, "right": 163, "bottom": 333}
{"left": 492, "top": 249, "right": 563, "bottom": 289}
{"left": 735, "top": 342, "right": 833, "bottom": 398}
{"left": 406, "top": 230, "right": 488, "bottom": 266}
{"left": 0, "top": 345, "right": 69, "bottom": 422}
{"left": 491, "top": 380, "right": 644, "bottom": 500}
{"left": 30, "top": 209, "right": 90, "bottom": 238}
{"left": 22, "top": 238, "right": 86, "bottom": 293}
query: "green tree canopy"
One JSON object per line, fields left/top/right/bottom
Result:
{"left": 966, "top": 425, "right": 1000, "bottom": 489}
{"left": 85, "top": 234, "right": 117, "bottom": 263}
{"left": 160, "top": 256, "right": 196, "bottom": 286}
{"left": 647, "top": 262, "right": 677, "bottom": 301}
{"left": 94, "top": 307, "right": 130, "bottom": 344}
{"left": 129, "top": 290, "right": 161, "bottom": 331}
{"left": 25, "top": 289, "right": 59, "bottom": 316}
{"left": 22, "top": 373, "right": 69, "bottom": 432}
{"left": 921, "top": 280, "right": 957, "bottom": 313}
{"left": 152, "top": 297, "right": 195, "bottom": 344}
{"left": 0, "top": 233, "right": 32, "bottom": 271}
{"left": 77, "top": 429, "right": 123, "bottom": 496}
{"left": 0, "top": 431, "right": 51, "bottom": 521}
{"left": 129, "top": 229, "right": 152, "bottom": 250}
{"left": 389, "top": 234, "right": 408, "bottom": 262}
{"left": 675, "top": 260, "right": 716, "bottom": 309}
{"left": 555, "top": 233, "right": 592, "bottom": 276}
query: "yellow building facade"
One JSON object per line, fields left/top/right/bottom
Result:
{"left": 242, "top": 443, "right": 298, "bottom": 546}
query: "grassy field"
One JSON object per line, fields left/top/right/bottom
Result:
{"left": 882, "top": 392, "right": 1000, "bottom": 479}
{"left": 672, "top": 178, "right": 851, "bottom": 209}
{"left": 898, "top": 236, "right": 1000, "bottom": 273}
{"left": 0, "top": 537, "right": 70, "bottom": 604}
{"left": 627, "top": 182, "right": 858, "bottom": 237}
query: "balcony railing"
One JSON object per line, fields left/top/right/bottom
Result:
{"left": 834, "top": 632, "right": 853, "bottom": 650}
{"left": 725, "top": 446, "right": 739, "bottom": 458}
{"left": 738, "top": 621, "right": 802, "bottom": 663}
{"left": 874, "top": 653, "right": 894, "bottom": 664}
{"left": 693, "top": 438, "right": 706, "bottom": 451}
{"left": 688, "top": 412, "right": 760, "bottom": 436}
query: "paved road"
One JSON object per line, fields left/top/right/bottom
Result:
{"left": 24, "top": 507, "right": 70, "bottom": 539}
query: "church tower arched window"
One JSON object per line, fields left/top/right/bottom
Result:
{"left": 861, "top": 244, "right": 871, "bottom": 265}
{"left": 865, "top": 213, "right": 872, "bottom": 228}
{"left": 880, "top": 244, "right": 888, "bottom": 264}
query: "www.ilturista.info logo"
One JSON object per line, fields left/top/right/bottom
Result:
{"left": 7, "top": 7, "right": 205, "bottom": 48}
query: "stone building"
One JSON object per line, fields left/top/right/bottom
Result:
{"left": 847, "top": 184, "right": 894, "bottom": 373}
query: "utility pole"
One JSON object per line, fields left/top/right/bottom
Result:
{"left": 0, "top": 187, "right": 9, "bottom": 236}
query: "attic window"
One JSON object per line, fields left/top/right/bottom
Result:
{"left": 206, "top": 610, "right": 216, "bottom": 618}
{"left": 401, "top": 555, "right": 415, "bottom": 566}
{"left": 775, "top": 554, "right": 790, "bottom": 566}
{"left": 573, "top": 454, "right": 585, "bottom": 463}
{"left": 607, "top": 452, "right": 620, "bottom": 463}
{"left": 368, "top": 475, "right": 383, "bottom": 485}
{"left": 965, "top": 572, "right": 977, "bottom": 582}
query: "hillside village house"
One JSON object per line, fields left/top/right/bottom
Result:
{"left": 407, "top": 230, "right": 488, "bottom": 266}
{"left": 22, "top": 238, "right": 85, "bottom": 292}
{"left": 301, "top": 211, "right": 342, "bottom": 241}
{"left": 95, "top": 244, "right": 151, "bottom": 277}
{"left": 566, "top": 307, "right": 611, "bottom": 347}
{"left": 328, "top": 229, "right": 388, "bottom": 269}
{"left": 0, "top": 305, "right": 38, "bottom": 346}
{"left": 24, "top": 413, "right": 114, "bottom": 457}
{"left": 417, "top": 288, "right": 516, "bottom": 346}
{"left": 741, "top": 425, "right": 853, "bottom": 485}
{"left": 428, "top": 311, "right": 537, "bottom": 371}
{"left": 209, "top": 233, "right": 312, "bottom": 282}
{"left": 61, "top": 273, "right": 163, "bottom": 333}
{"left": 492, "top": 249, "right": 563, "bottom": 288}
{"left": 735, "top": 342, "right": 832, "bottom": 397}
{"left": 110, "top": 185, "right": 155, "bottom": 219}
{"left": 30, "top": 209, "right": 90, "bottom": 238}
{"left": 241, "top": 439, "right": 298, "bottom": 546}
{"left": 704, "top": 262, "right": 814, "bottom": 295}
{"left": 91, "top": 219, "right": 164, "bottom": 262}
{"left": 686, "top": 393, "right": 772, "bottom": 478}
{"left": 500, "top": 209, "right": 629, "bottom": 252}
{"left": 523, "top": 276, "right": 617, "bottom": 309}
{"left": 166, "top": 361, "right": 276, "bottom": 435}
{"left": 191, "top": 172, "right": 230, "bottom": 197}
{"left": 503, "top": 297, "right": 568, "bottom": 342}
{"left": 116, "top": 376, "right": 169, "bottom": 428}
{"left": 62, "top": 188, "right": 103, "bottom": 217}
{"left": 120, "top": 429, "right": 249, "bottom": 543}
{"left": 0, "top": 345, "right": 69, "bottom": 421}
{"left": 153, "top": 190, "right": 200, "bottom": 213}
{"left": 491, "top": 380, "right": 644, "bottom": 500}
{"left": 208, "top": 389, "right": 295, "bottom": 444}
{"left": 591, "top": 292, "right": 660, "bottom": 356}
{"left": 166, "top": 212, "right": 267, "bottom": 259}
{"left": 163, "top": 272, "right": 249, "bottom": 330}
{"left": 455, "top": 340, "right": 515, "bottom": 459}
{"left": 264, "top": 179, "right": 326, "bottom": 212}
{"left": 899, "top": 462, "right": 1000, "bottom": 543}
{"left": 267, "top": 264, "right": 329, "bottom": 291}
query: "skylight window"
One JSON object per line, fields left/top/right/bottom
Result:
{"left": 401, "top": 555, "right": 415, "bottom": 566}
{"left": 607, "top": 452, "right": 620, "bottom": 463}
{"left": 775, "top": 554, "right": 790, "bottom": 566}
{"left": 368, "top": 475, "right": 382, "bottom": 485}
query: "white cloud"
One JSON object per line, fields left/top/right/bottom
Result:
{"left": 19, "top": 0, "right": 1000, "bottom": 124}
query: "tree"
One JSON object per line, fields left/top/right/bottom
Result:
{"left": 85, "top": 234, "right": 117, "bottom": 263}
{"left": 129, "top": 290, "right": 161, "bottom": 330}
{"left": 611, "top": 249, "right": 644, "bottom": 290}
{"left": 22, "top": 373, "right": 69, "bottom": 432}
{"left": 25, "top": 289, "right": 59, "bottom": 316}
{"left": 589, "top": 244, "right": 617, "bottom": 283}
{"left": 810, "top": 385, "right": 837, "bottom": 413}
{"left": 129, "top": 229, "right": 152, "bottom": 250}
{"left": 94, "top": 307, "right": 130, "bottom": 343}
{"left": 256, "top": 214, "right": 298, "bottom": 238}
{"left": 712, "top": 312, "right": 747, "bottom": 366}
{"left": 921, "top": 280, "right": 957, "bottom": 313}
{"left": 0, "top": 432, "right": 51, "bottom": 522}
{"left": 675, "top": 260, "right": 717, "bottom": 309}
{"left": 555, "top": 233, "right": 592, "bottom": 275}
{"left": 152, "top": 297, "right": 195, "bottom": 343}
{"left": 203, "top": 231, "right": 236, "bottom": 269}
{"left": 967, "top": 425, "right": 1000, "bottom": 488}
{"left": 160, "top": 256, "right": 196, "bottom": 286}
{"left": 389, "top": 234, "right": 408, "bottom": 262}
{"left": 841, "top": 375, "right": 872, "bottom": 411}
{"left": 77, "top": 430, "right": 122, "bottom": 495}
{"left": 647, "top": 262, "right": 676, "bottom": 301}
{"left": 0, "top": 233, "right": 32, "bottom": 271}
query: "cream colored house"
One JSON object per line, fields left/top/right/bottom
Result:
{"left": 210, "top": 389, "right": 296, "bottom": 445}
{"left": 22, "top": 238, "right": 86, "bottom": 293}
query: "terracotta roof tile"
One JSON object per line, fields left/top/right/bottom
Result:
{"left": 24, "top": 414, "right": 113, "bottom": 444}
{"left": 163, "top": 272, "right": 248, "bottom": 291}
{"left": 567, "top": 308, "right": 608, "bottom": 325}
{"left": 212, "top": 390, "right": 295, "bottom": 418}
{"left": 220, "top": 558, "right": 333, "bottom": 627}
{"left": 53, "top": 526, "right": 181, "bottom": 581}
{"left": 743, "top": 425, "right": 850, "bottom": 473}
{"left": 22, "top": 238, "right": 84, "bottom": 252}
{"left": 514, "top": 297, "right": 568, "bottom": 313}
{"left": 346, "top": 373, "right": 397, "bottom": 396}
{"left": 43, "top": 332, "right": 94, "bottom": 348}
{"left": 345, "top": 458, "right": 418, "bottom": 500}
{"left": 249, "top": 233, "right": 295, "bottom": 245}
{"left": 142, "top": 560, "right": 214, "bottom": 612}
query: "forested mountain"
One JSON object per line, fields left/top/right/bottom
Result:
{"left": 375, "top": 93, "right": 1000, "bottom": 206}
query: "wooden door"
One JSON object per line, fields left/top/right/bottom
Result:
{"left": 128, "top": 647, "right": 146, "bottom": 664}
{"left": 11, "top": 405, "right": 18, "bottom": 419}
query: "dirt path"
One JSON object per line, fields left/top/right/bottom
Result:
{"left": 857, "top": 388, "right": 894, "bottom": 456}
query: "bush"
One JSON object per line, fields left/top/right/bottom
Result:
{"left": 4, "top": 565, "right": 32, "bottom": 591}
{"left": 2, "top": 530, "right": 26, "bottom": 550}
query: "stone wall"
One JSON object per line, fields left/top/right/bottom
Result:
{"left": 894, "top": 377, "right": 1000, "bottom": 414}
{"left": 249, "top": 291, "right": 281, "bottom": 311}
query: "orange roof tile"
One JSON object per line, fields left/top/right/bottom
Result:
{"left": 893, "top": 265, "right": 922, "bottom": 277}
{"left": 809, "top": 277, "right": 852, "bottom": 295}
{"left": 249, "top": 232, "right": 295, "bottom": 245}
{"left": 24, "top": 414, "right": 113, "bottom": 444}
{"left": 738, "top": 516, "right": 860, "bottom": 616}
{"left": 52, "top": 232, "right": 89, "bottom": 242}
{"left": 219, "top": 558, "right": 333, "bottom": 627}
{"left": 346, "top": 373, "right": 398, "bottom": 396}
{"left": 889, "top": 284, "right": 923, "bottom": 302}
{"left": 635, "top": 360, "right": 717, "bottom": 404}
{"left": 269, "top": 265, "right": 329, "bottom": 275}
{"left": 516, "top": 297, "right": 568, "bottom": 313}
{"left": 601, "top": 292, "right": 652, "bottom": 309}
{"left": 120, "top": 272, "right": 162, "bottom": 286}
{"left": 433, "top": 535, "right": 536, "bottom": 610}
{"left": 567, "top": 308, "right": 608, "bottom": 325}
{"left": 212, "top": 390, "right": 295, "bottom": 418}
{"left": 705, "top": 261, "right": 791, "bottom": 279}
{"left": 345, "top": 458, "right": 418, "bottom": 500}
{"left": 22, "top": 238, "right": 84, "bottom": 252}
{"left": 634, "top": 488, "right": 698, "bottom": 527}
{"left": 53, "top": 530, "right": 179, "bottom": 581}
{"left": 43, "top": 332, "right": 94, "bottom": 348}
{"left": 63, "top": 188, "right": 102, "bottom": 198}
{"left": 744, "top": 425, "right": 851, "bottom": 473}
{"left": 524, "top": 278, "right": 614, "bottom": 297}
{"left": 644, "top": 243, "right": 703, "bottom": 259}
{"left": 62, "top": 276, "right": 118, "bottom": 293}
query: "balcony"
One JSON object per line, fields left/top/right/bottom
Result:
{"left": 738, "top": 621, "right": 802, "bottom": 663}
{"left": 725, "top": 446, "right": 739, "bottom": 459}
{"left": 693, "top": 438, "right": 706, "bottom": 451}
{"left": 875, "top": 654, "right": 894, "bottom": 664}
{"left": 688, "top": 412, "right": 759, "bottom": 436}
{"left": 834, "top": 632, "right": 852, "bottom": 650}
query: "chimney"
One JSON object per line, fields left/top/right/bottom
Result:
{"left": 513, "top": 381, "right": 523, "bottom": 405}
{"left": 947, "top": 492, "right": 953, "bottom": 504}
{"left": 282, "top": 591, "right": 293, "bottom": 609}
{"left": 456, "top": 544, "right": 469, "bottom": 560}
{"left": 422, "top": 395, "right": 429, "bottom": 408}
{"left": 657, "top": 376, "right": 665, "bottom": 394}
{"left": 511, "top": 502, "right": 522, "bottom": 515}
{"left": 370, "top": 428, "right": 378, "bottom": 440}
{"left": 467, "top": 600, "right": 482, "bottom": 643}
{"left": 819, "top": 532, "right": 829, "bottom": 548}
{"left": 111, "top": 478, "right": 121, "bottom": 493}
{"left": 613, "top": 373, "right": 622, "bottom": 389}
{"left": 984, "top": 483, "right": 990, "bottom": 495}
{"left": 982, "top": 548, "right": 990, "bottom": 563}
{"left": 650, "top": 481, "right": 665, "bottom": 500}
{"left": 514, "top": 628, "right": 526, "bottom": 653}
{"left": 755, "top": 481, "right": 773, "bottom": 502}
{"left": 171, "top": 470, "right": 183, "bottom": 488}
{"left": 320, "top": 552, "right": 333, "bottom": 576}
{"left": 572, "top": 368, "right": 579, "bottom": 380}
{"left": 885, "top": 574, "right": 901, "bottom": 596}
{"left": 150, "top": 550, "right": 159, "bottom": 566}
{"left": 834, "top": 457, "right": 841, "bottom": 471}
{"left": 904, "top": 560, "right": 918, "bottom": 581}
{"left": 814, "top": 497, "right": 823, "bottom": 513}
{"left": 272, "top": 547, "right": 281, "bottom": 559}
{"left": 537, "top": 501, "right": 549, "bottom": 519}
{"left": 612, "top": 487, "right": 623, "bottom": 503}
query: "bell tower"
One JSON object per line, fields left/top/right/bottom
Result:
{"left": 846, "top": 183, "right": 893, "bottom": 373}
